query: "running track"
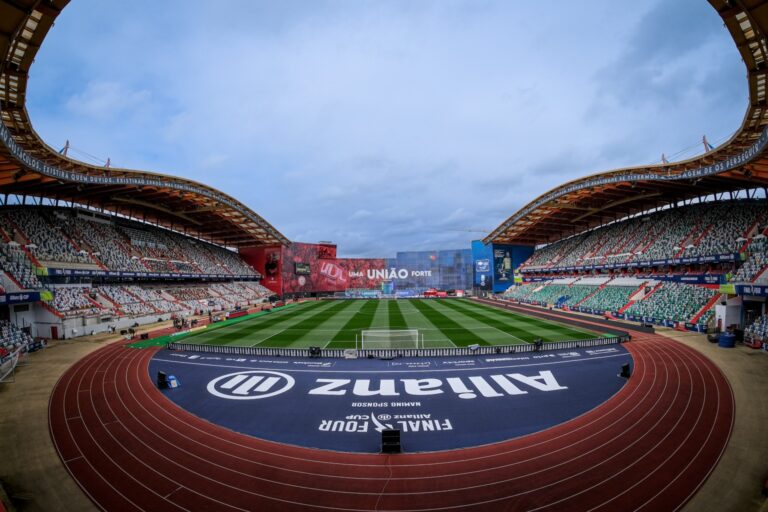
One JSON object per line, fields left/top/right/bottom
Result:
{"left": 49, "top": 329, "right": 733, "bottom": 511}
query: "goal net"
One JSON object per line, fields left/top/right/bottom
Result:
{"left": 359, "top": 329, "right": 422, "bottom": 350}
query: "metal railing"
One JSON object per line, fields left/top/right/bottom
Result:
{"left": 167, "top": 333, "right": 628, "bottom": 359}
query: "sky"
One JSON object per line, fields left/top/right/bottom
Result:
{"left": 26, "top": 0, "right": 746, "bottom": 257}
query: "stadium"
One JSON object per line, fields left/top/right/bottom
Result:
{"left": 0, "top": 1, "right": 767, "bottom": 511}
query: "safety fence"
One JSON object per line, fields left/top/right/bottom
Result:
{"left": 0, "top": 348, "right": 22, "bottom": 383}
{"left": 167, "top": 333, "right": 628, "bottom": 359}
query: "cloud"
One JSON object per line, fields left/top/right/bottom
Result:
{"left": 350, "top": 209, "right": 373, "bottom": 220}
{"left": 589, "top": 0, "right": 746, "bottom": 159}
{"left": 65, "top": 81, "right": 151, "bottom": 120}
{"left": 26, "top": 0, "right": 748, "bottom": 257}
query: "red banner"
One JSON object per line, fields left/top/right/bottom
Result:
{"left": 241, "top": 243, "right": 388, "bottom": 294}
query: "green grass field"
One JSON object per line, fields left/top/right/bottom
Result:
{"left": 179, "top": 299, "right": 600, "bottom": 349}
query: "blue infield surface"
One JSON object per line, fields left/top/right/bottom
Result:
{"left": 150, "top": 345, "right": 632, "bottom": 453}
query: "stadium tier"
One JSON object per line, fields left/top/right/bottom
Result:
{"left": 745, "top": 314, "right": 768, "bottom": 344}
{"left": 495, "top": 198, "right": 768, "bottom": 331}
{"left": 0, "top": 199, "right": 763, "bottom": 337}
{"left": 45, "top": 282, "right": 273, "bottom": 319}
{"left": 0, "top": 320, "right": 33, "bottom": 358}
{"left": 0, "top": 242, "right": 42, "bottom": 289}
{"left": 577, "top": 284, "right": 639, "bottom": 312}
{"left": 0, "top": 207, "right": 260, "bottom": 278}
{"left": 519, "top": 200, "right": 765, "bottom": 272}
{"left": 0, "top": 201, "right": 763, "bottom": 339}
{"left": 0, "top": 205, "right": 277, "bottom": 338}
{"left": 623, "top": 282, "right": 717, "bottom": 326}
{"left": 503, "top": 277, "right": 718, "bottom": 328}
{"left": 734, "top": 236, "right": 768, "bottom": 284}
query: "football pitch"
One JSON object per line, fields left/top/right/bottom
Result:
{"left": 183, "top": 298, "right": 601, "bottom": 349}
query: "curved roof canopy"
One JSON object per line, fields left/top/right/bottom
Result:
{"left": 486, "top": 0, "right": 768, "bottom": 246}
{"left": 0, "top": 0, "right": 289, "bottom": 248}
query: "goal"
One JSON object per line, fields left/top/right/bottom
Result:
{"left": 359, "top": 329, "right": 422, "bottom": 350}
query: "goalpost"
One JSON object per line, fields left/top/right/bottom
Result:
{"left": 358, "top": 329, "right": 423, "bottom": 350}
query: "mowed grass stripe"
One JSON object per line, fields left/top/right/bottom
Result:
{"left": 479, "top": 299, "right": 598, "bottom": 339}
{"left": 409, "top": 299, "right": 489, "bottom": 346}
{"left": 388, "top": 300, "right": 408, "bottom": 329}
{"left": 455, "top": 299, "right": 597, "bottom": 340}
{"left": 325, "top": 300, "right": 380, "bottom": 348}
{"left": 257, "top": 299, "right": 358, "bottom": 347}
{"left": 396, "top": 300, "right": 455, "bottom": 348}
{"left": 439, "top": 299, "right": 563, "bottom": 343}
{"left": 257, "top": 299, "right": 368, "bottom": 348}
{"left": 196, "top": 300, "right": 330, "bottom": 345}
{"left": 435, "top": 299, "right": 531, "bottom": 345}
{"left": 423, "top": 300, "right": 524, "bottom": 345}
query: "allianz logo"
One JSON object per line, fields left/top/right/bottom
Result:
{"left": 207, "top": 370, "right": 295, "bottom": 400}
{"left": 207, "top": 370, "right": 567, "bottom": 400}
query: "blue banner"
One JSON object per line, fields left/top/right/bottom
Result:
{"left": 471, "top": 240, "right": 493, "bottom": 289}
{"left": 525, "top": 274, "right": 724, "bottom": 284}
{"left": 736, "top": 284, "right": 768, "bottom": 297}
{"left": 651, "top": 274, "right": 725, "bottom": 284}
{"left": 44, "top": 268, "right": 260, "bottom": 280}
{"left": 0, "top": 292, "right": 41, "bottom": 305}
{"left": 522, "top": 253, "right": 739, "bottom": 275}
{"left": 490, "top": 244, "right": 534, "bottom": 293}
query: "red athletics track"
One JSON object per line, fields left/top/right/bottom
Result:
{"left": 49, "top": 329, "right": 733, "bottom": 512}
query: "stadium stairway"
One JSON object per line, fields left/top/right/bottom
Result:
{"left": 674, "top": 221, "right": 702, "bottom": 258}
{"left": 40, "top": 302, "right": 64, "bottom": 319}
{"left": 3, "top": 215, "right": 30, "bottom": 245}
{"left": 573, "top": 281, "right": 609, "bottom": 308}
{"left": 741, "top": 211, "right": 768, "bottom": 253}
{"left": 83, "top": 292, "right": 105, "bottom": 311}
{"left": 686, "top": 223, "right": 714, "bottom": 254}
{"left": 96, "top": 291, "right": 125, "bottom": 316}
{"left": 689, "top": 293, "right": 722, "bottom": 325}
{"left": 752, "top": 265, "right": 768, "bottom": 284}
{"left": 88, "top": 251, "right": 109, "bottom": 271}
{"left": 123, "top": 287, "right": 162, "bottom": 314}
{"left": 58, "top": 229, "right": 95, "bottom": 266}
{"left": 625, "top": 233, "right": 654, "bottom": 263}
{"left": 637, "top": 281, "right": 664, "bottom": 303}
{"left": 602, "top": 227, "right": 638, "bottom": 265}
{"left": 618, "top": 281, "right": 649, "bottom": 314}
{"left": 0, "top": 270, "right": 24, "bottom": 292}
{"left": 584, "top": 233, "right": 610, "bottom": 262}
{"left": 19, "top": 245, "right": 41, "bottom": 268}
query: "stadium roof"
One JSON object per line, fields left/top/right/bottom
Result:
{"left": 486, "top": 0, "right": 768, "bottom": 247}
{"left": 1, "top": 2, "right": 766, "bottom": 250}
{"left": 0, "top": 0, "right": 289, "bottom": 248}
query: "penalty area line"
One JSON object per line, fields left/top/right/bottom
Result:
{"left": 247, "top": 327, "right": 290, "bottom": 347}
